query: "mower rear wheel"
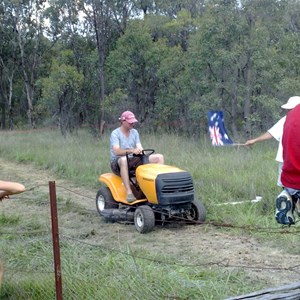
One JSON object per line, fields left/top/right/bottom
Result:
{"left": 186, "top": 198, "right": 206, "bottom": 222}
{"left": 134, "top": 205, "right": 155, "bottom": 233}
{"left": 96, "top": 187, "right": 118, "bottom": 215}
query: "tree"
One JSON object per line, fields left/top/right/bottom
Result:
{"left": 11, "top": 0, "right": 48, "bottom": 128}
{"left": 105, "top": 19, "right": 169, "bottom": 122}
{"left": 0, "top": 21, "right": 19, "bottom": 129}
{"left": 40, "top": 50, "right": 84, "bottom": 135}
{"left": 81, "top": 0, "right": 134, "bottom": 132}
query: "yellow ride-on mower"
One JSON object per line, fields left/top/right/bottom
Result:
{"left": 96, "top": 150, "right": 206, "bottom": 233}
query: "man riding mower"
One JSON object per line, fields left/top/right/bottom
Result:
{"left": 96, "top": 150, "right": 206, "bottom": 233}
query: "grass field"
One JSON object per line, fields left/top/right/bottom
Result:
{"left": 0, "top": 128, "right": 299, "bottom": 299}
{"left": 0, "top": 127, "right": 280, "bottom": 225}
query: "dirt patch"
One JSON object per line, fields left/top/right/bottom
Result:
{"left": 0, "top": 158, "right": 298, "bottom": 291}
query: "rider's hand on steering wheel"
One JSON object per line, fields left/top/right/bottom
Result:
{"left": 132, "top": 148, "right": 142, "bottom": 155}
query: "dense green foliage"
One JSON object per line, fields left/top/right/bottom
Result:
{"left": 1, "top": 0, "right": 300, "bottom": 137}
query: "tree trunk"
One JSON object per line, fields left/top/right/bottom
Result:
{"left": 243, "top": 51, "right": 252, "bottom": 139}
{"left": 92, "top": 0, "right": 106, "bottom": 136}
{"left": 18, "top": 38, "right": 35, "bottom": 129}
{"left": 230, "top": 65, "right": 239, "bottom": 139}
{"left": 16, "top": 9, "right": 39, "bottom": 129}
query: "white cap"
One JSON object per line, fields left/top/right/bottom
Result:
{"left": 281, "top": 96, "right": 300, "bottom": 109}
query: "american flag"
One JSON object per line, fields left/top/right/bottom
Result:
{"left": 208, "top": 110, "right": 233, "bottom": 146}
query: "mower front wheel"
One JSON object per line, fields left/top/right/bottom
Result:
{"left": 187, "top": 198, "right": 206, "bottom": 222}
{"left": 134, "top": 205, "right": 155, "bottom": 233}
{"left": 96, "top": 187, "right": 118, "bottom": 215}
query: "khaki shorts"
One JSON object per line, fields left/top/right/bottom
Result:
{"left": 110, "top": 156, "right": 142, "bottom": 176}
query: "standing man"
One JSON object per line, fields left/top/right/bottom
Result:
{"left": 245, "top": 96, "right": 300, "bottom": 187}
{"left": 110, "top": 111, "right": 164, "bottom": 203}
{"left": 276, "top": 103, "right": 300, "bottom": 225}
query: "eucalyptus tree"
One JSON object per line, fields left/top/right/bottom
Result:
{"left": 185, "top": 0, "right": 247, "bottom": 137}
{"left": 81, "top": 0, "right": 114, "bottom": 131}
{"left": 45, "top": 0, "right": 99, "bottom": 132}
{"left": 44, "top": 0, "right": 88, "bottom": 127}
{"left": 138, "top": 0, "right": 206, "bottom": 18}
{"left": 2, "top": 0, "right": 49, "bottom": 128}
{"left": 105, "top": 19, "right": 170, "bottom": 123}
{"left": 78, "top": 0, "right": 140, "bottom": 131}
{"left": 158, "top": 8, "right": 196, "bottom": 51}
{"left": 0, "top": 0, "right": 49, "bottom": 129}
{"left": 0, "top": 3, "right": 19, "bottom": 129}
{"left": 185, "top": 0, "right": 293, "bottom": 138}
{"left": 145, "top": 11, "right": 201, "bottom": 134}
{"left": 273, "top": 0, "right": 300, "bottom": 96}
{"left": 40, "top": 50, "right": 84, "bottom": 136}
{"left": 239, "top": 0, "right": 298, "bottom": 135}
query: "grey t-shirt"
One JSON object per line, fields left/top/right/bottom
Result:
{"left": 110, "top": 127, "right": 141, "bottom": 162}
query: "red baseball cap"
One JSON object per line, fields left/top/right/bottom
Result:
{"left": 119, "top": 111, "right": 138, "bottom": 124}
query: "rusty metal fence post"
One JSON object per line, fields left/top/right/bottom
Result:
{"left": 49, "top": 181, "right": 63, "bottom": 300}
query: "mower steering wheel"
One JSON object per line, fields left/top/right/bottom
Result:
{"left": 133, "top": 149, "right": 155, "bottom": 157}
{"left": 142, "top": 149, "right": 155, "bottom": 156}
{"left": 132, "top": 149, "right": 155, "bottom": 165}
